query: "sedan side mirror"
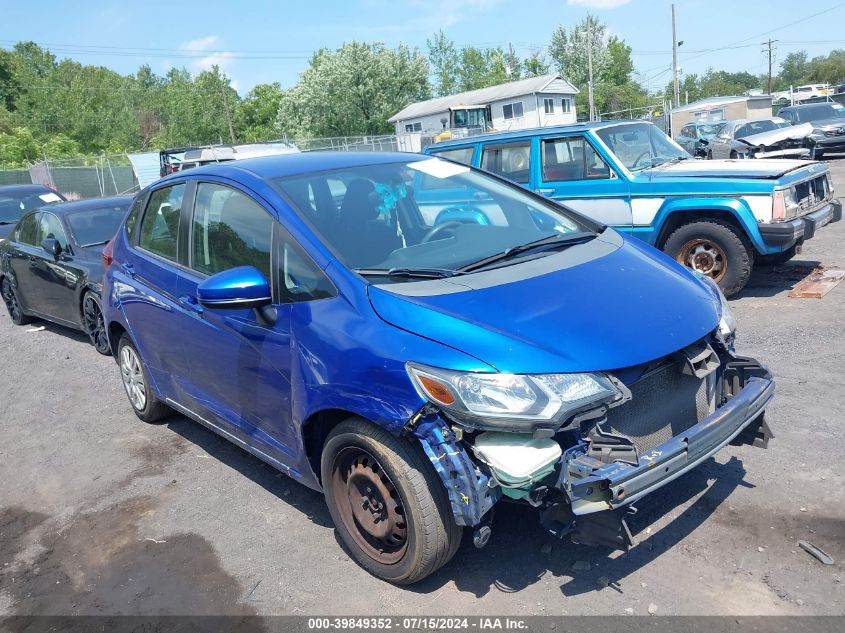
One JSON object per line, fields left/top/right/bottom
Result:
{"left": 41, "top": 238, "right": 62, "bottom": 260}
{"left": 196, "top": 266, "right": 272, "bottom": 310}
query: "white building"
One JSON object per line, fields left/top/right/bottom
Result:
{"left": 389, "top": 73, "right": 579, "bottom": 151}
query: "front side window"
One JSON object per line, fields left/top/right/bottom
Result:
{"left": 124, "top": 196, "right": 144, "bottom": 240}
{"left": 502, "top": 101, "right": 524, "bottom": 120}
{"left": 544, "top": 98, "right": 555, "bottom": 114}
{"left": 15, "top": 213, "right": 39, "bottom": 246}
{"left": 481, "top": 141, "right": 531, "bottom": 184}
{"left": 38, "top": 213, "right": 69, "bottom": 251}
{"left": 278, "top": 226, "right": 335, "bottom": 302}
{"left": 596, "top": 123, "right": 690, "bottom": 171}
{"left": 272, "top": 158, "right": 591, "bottom": 274}
{"left": 138, "top": 183, "right": 185, "bottom": 262}
{"left": 541, "top": 137, "right": 611, "bottom": 182}
{"left": 191, "top": 182, "right": 272, "bottom": 280}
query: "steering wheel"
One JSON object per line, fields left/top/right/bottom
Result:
{"left": 421, "top": 221, "right": 465, "bottom": 244}
{"left": 631, "top": 150, "right": 652, "bottom": 169}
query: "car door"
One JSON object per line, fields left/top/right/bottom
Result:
{"left": 534, "top": 134, "right": 632, "bottom": 230}
{"left": 120, "top": 181, "right": 192, "bottom": 400}
{"left": 711, "top": 125, "right": 734, "bottom": 159}
{"left": 675, "top": 125, "right": 695, "bottom": 154}
{"left": 172, "top": 180, "right": 300, "bottom": 461}
{"left": 26, "top": 211, "right": 84, "bottom": 326}
{"left": 5, "top": 212, "right": 41, "bottom": 312}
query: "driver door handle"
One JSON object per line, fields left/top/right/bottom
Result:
{"left": 178, "top": 294, "right": 204, "bottom": 315}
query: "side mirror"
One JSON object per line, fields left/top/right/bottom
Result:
{"left": 197, "top": 266, "right": 272, "bottom": 310}
{"left": 41, "top": 238, "right": 61, "bottom": 260}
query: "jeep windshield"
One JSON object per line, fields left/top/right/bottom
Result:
{"left": 597, "top": 122, "right": 691, "bottom": 171}
{"left": 273, "top": 158, "right": 597, "bottom": 277}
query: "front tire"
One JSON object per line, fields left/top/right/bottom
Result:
{"left": 117, "top": 334, "right": 171, "bottom": 423}
{"left": 82, "top": 291, "right": 110, "bottom": 355}
{"left": 1, "top": 277, "right": 32, "bottom": 326}
{"left": 321, "top": 418, "right": 462, "bottom": 585}
{"left": 663, "top": 219, "right": 754, "bottom": 296}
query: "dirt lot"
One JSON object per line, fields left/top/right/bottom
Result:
{"left": 1, "top": 162, "right": 844, "bottom": 618}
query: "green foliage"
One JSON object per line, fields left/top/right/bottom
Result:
{"left": 276, "top": 42, "right": 430, "bottom": 137}
{"left": 663, "top": 69, "right": 760, "bottom": 104}
{"left": 234, "top": 82, "right": 284, "bottom": 142}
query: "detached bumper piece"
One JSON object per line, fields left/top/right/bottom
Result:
{"left": 759, "top": 199, "right": 842, "bottom": 248}
{"left": 562, "top": 357, "right": 774, "bottom": 517}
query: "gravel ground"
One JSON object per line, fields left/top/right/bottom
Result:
{"left": 1, "top": 162, "right": 844, "bottom": 617}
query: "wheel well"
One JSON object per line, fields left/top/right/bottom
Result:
{"left": 107, "top": 321, "right": 127, "bottom": 358}
{"left": 301, "top": 408, "right": 361, "bottom": 485}
{"left": 655, "top": 210, "right": 745, "bottom": 250}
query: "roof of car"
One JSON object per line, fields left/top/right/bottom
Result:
{"left": 157, "top": 151, "right": 430, "bottom": 182}
{"left": 779, "top": 102, "right": 838, "bottom": 110}
{"left": 426, "top": 120, "right": 650, "bottom": 149}
{"left": 0, "top": 184, "right": 56, "bottom": 196}
{"left": 40, "top": 196, "right": 133, "bottom": 216}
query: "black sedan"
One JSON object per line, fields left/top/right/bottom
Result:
{"left": 0, "top": 184, "right": 66, "bottom": 240}
{"left": 0, "top": 196, "right": 131, "bottom": 354}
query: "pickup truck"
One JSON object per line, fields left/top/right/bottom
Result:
{"left": 423, "top": 121, "right": 841, "bottom": 295}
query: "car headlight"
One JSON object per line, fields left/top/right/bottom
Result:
{"left": 406, "top": 362, "right": 623, "bottom": 432}
{"left": 691, "top": 270, "right": 736, "bottom": 339}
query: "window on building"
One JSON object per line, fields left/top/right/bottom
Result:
{"left": 544, "top": 98, "right": 555, "bottom": 114}
{"left": 561, "top": 98, "right": 571, "bottom": 114}
{"left": 404, "top": 122, "right": 423, "bottom": 133}
{"left": 502, "top": 101, "right": 524, "bottom": 120}
{"left": 481, "top": 141, "right": 531, "bottom": 184}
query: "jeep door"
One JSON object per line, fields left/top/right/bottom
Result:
{"left": 533, "top": 134, "right": 633, "bottom": 230}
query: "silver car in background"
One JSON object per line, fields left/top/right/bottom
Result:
{"left": 706, "top": 117, "right": 812, "bottom": 160}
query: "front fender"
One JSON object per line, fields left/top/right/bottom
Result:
{"left": 652, "top": 197, "right": 768, "bottom": 254}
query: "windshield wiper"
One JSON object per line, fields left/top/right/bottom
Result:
{"left": 355, "top": 267, "right": 460, "bottom": 279}
{"left": 457, "top": 231, "right": 596, "bottom": 274}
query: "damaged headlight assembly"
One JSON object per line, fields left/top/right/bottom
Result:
{"left": 406, "top": 362, "right": 624, "bottom": 432}
{"left": 692, "top": 270, "right": 737, "bottom": 340}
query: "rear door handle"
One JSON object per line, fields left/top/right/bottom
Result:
{"left": 178, "top": 294, "right": 204, "bottom": 315}
{"left": 122, "top": 262, "right": 135, "bottom": 277}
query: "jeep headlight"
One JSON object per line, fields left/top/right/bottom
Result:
{"left": 692, "top": 270, "right": 737, "bottom": 339}
{"left": 406, "top": 362, "right": 623, "bottom": 432}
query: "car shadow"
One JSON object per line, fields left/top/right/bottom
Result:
{"left": 163, "top": 413, "right": 334, "bottom": 529}
{"left": 410, "top": 456, "right": 749, "bottom": 597}
{"left": 15, "top": 318, "right": 91, "bottom": 346}
{"left": 735, "top": 259, "right": 822, "bottom": 299}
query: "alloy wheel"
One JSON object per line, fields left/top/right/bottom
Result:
{"left": 330, "top": 447, "right": 408, "bottom": 565}
{"left": 120, "top": 345, "right": 147, "bottom": 411}
{"left": 676, "top": 238, "right": 727, "bottom": 282}
{"left": 1, "top": 278, "right": 23, "bottom": 322}
{"left": 83, "top": 294, "right": 109, "bottom": 353}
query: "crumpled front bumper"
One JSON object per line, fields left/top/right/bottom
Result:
{"left": 563, "top": 359, "right": 774, "bottom": 516}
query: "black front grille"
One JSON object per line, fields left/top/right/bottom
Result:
{"left": 603, "top": 362, "right": 713, "bottom": 455}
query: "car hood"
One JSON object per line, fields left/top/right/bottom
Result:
{"left": 367, "top": 233, "right": 719, "bottom": 374}
{"left": 642, "top": 158, "right": 814, "bottom": 180}
{"left": 809, "top": 117, "right": 845, "bottom": 131}
{"left": 736, "top": 123, "right": 813, "bottom": 147}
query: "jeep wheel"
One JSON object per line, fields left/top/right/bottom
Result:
{"left": 321, "top": 417, "right": 462, "bottom": 585}
{"left": 663, "top": 219, "right": 754, "bottom": 296}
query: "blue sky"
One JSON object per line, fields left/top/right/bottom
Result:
{"left": 3, "top": 0, "right": 845, "bottom": 95}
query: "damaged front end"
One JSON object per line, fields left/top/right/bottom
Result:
{"left": 405, "top": 336, "right": 774, "bottom": 550}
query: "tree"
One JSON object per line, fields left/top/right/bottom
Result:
{"left": 276, "top": 42, "right": 430, "bottom": 138}
{"left": 780, "top": 51, "right": 808, "bottom": 87}
{"left": 234, "top": 83, "right": 284, "bottom": 142}
{"left": 523, "top": 53, "right": 551, "bottom": 78}
{"left": 548, "top": 14, "right": 610, "bottom": 91}
{"left": 604, "top": 37, "right": 633, "bottom": 86}
{"left": 427, "top": 31, "right": 460, "bottom": 96}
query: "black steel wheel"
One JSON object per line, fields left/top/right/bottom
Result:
{"left": 321, "top": 417, "right": 461, "bottom": 584}
{"left": 82, "top": 292, "right": 110, "bottom": 355}
{"left": 1, "top": 277, "right": 32, "bottom": 326}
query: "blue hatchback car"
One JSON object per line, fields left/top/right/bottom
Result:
{"left": 102, "top": 152, "right": 774, "bottom": 584}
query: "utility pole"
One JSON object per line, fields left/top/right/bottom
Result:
{"left": 672, "top": 4, "right": 680, "bottom": 109}
{"left": 762, "top": 39, "right": 778, "bottom": 94}
{"left": 506, "top": 42, "right": 516, "bottom": 77}
{"left": 587, "top": 19, "right": 595, "bottom": 121}
{"left": 221, "top": 82, "right": 236, "bottom": 145}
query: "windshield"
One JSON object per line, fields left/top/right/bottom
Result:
{"left": 66, "top": 203, "right": 130, "bottom": 246}
{"left": 697, "top": 123, "right": 723, "bottom": 139}
{"left": 0, "top": 190, "right": 61, "bottom": 224}
{"left": 273, "top": 159, "right": 594, "bottom": 275}
{"left": 595, "top": 122, "right": 690, "bottom": 171}
{"left": 735, "top": 119, "right": 790, "bottom": 137}
{"left": 793, "top": 104, "right": 845, "bottom": 122}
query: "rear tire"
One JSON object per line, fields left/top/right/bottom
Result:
{"left": 663, "top": 219, "right": 754, "bottom": 297}
{"left": 321, "top": 417, "right": 462, "bottom": 585}
{"left": 117, "top": 334, "right": 171, "bottom": 423}
{"left": 1, "top": 276, "right": 32, "bottom": 326}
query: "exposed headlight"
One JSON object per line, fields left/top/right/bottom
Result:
{"left": 691, "top": 270, "right": 737, "bottom": 339}
{"left": 406, "top": 362, "right": 623, "bottom": 432}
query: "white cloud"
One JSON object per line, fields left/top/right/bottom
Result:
{"left": 178, "top": 35, "right": 235, "bottom": 75}
{"left": 180, "top": 35, "right": 222, "bottom": 52}
{"left": 567, "top": 0, "right": 631, "bottom": 9}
